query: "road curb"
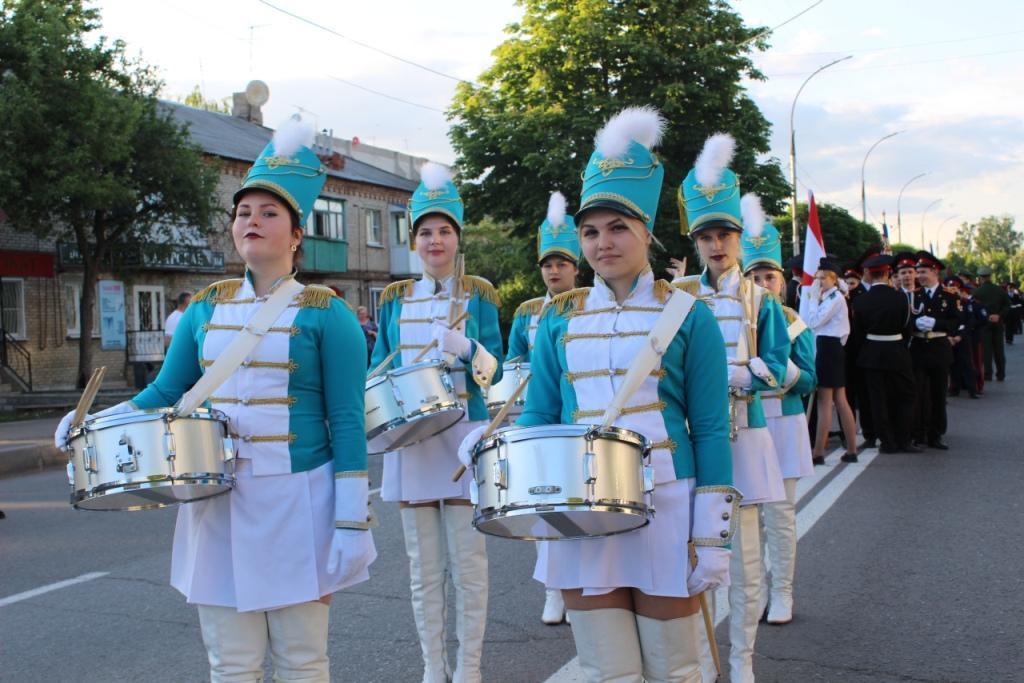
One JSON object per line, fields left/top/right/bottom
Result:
{"left": 0, "top": 442, "right": 65, "bottom": 478}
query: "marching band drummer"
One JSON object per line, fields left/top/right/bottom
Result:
{"left": 370, "top": 162, "right": 503, "bottom": 683}
{"left": 505, "top": 191, "right": 581, "bottom": 626}
{"left": 739, "top": 218, "right": 817, "bottom": 626}
{"left": 463, "top": 107, "right": 740, "bottom": 682}
{"left": 674, "top": 133, "right": 789, "bottom": 683}
{"left": 56, "top": 117, "right": 376, "bottom": 682}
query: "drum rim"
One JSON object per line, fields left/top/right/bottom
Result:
{"left": 477, "top": 423, "right": 649, "bottom": 452}
{"left": 473, "top": 504, "right": 651, "bottom": 540}
{"left": 366, "top": 402, "right": 466, "bottom": 454}
{"left": 72, "top": 474, "right": 235, "bottom": 511}
{"left": 73, "top": 407, "right": 228, "bottom": 436}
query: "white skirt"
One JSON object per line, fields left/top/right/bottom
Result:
{"left": 170, "top": 459, "right": 369, "bottom": 613}
{"left": 766, "top": 413, "right": 815, "bottom": 479}
{"left": 534, "top": 478, "right": 696, "bottom": 597}
{"left": 381, "top": 419, "right": 484, "bottom": 504}
{"left": 732, "top": 426, "right": 786, "bottom": 506}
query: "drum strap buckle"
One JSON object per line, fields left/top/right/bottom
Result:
{"left": 115, "top": 433, "right": 139, "bottom": 474}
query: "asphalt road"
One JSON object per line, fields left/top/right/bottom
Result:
{"left": 2, "top": 344, "right": 1022, "bottom": 682}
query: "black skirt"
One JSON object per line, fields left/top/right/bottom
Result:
{"left": 815, "top": 335, "right": 846, "bottom": 388}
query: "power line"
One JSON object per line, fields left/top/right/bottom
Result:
{"left": 768, "top": 27, "right": 1024, "bottom": 57}
{"left": 766, "top": 46, "right": 1024, "bottom": 78}
{"left": 326, "top": 75, "right": 447, "bottom": 114}
{"left": 739, "top": 0, "right": 825, "bottom": 47}
{"left": 257, "top": 0, "right": 479, "bottom": 88}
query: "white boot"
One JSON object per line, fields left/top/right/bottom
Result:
{"left": 636, "top": 613, "right": 702, "bottom": 683}
{"left": 443, "top": 503, "right": 488, "bottom": 683}
{"left": 401, "top": 506, "right": 450, "bottom": 683}
{"left": 727, "top": 505, "right": 763, "bottom": 683}
{"left": 197, "top": 604, "right": 269, "bottom": 683}
{"left": 567, "top": 608, "right": 643, "bottom": 683}
{"left": 266, "top": 601, "right": 330, "bottom": 682}
{"left": 763, "top": 479, "right": 797, "bottom": 625}
{"left": 542, "top": 589, "right": 566, "bottom": 625}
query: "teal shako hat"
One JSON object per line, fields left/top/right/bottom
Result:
{"left": 739, "top": 194, "right": 782, "bottom": 274}
{"left": 234, "top": 116, "right": 327, "bottom": 223}
{"left": 679, "top": 132, "right": 742, "bottom": 236}
{"left": 410, "top": 162, "right": 464, "bottom": 233}
{"left": 537, "top": 191, "right": 580, "bottom": 264}
{"left": 575, "top": 106, "right": 666, "bottom": 231}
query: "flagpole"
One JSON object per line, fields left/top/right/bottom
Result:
{"left": 789, "top": 55, "right": 852, "bottom": 257}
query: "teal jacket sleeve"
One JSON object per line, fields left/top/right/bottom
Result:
{"left": 321, "top": 300, "right": 368, "bottom": 475}
{"left": 131, "top": 303, "right": 204, "bottom": 409}
{"left": 517, "top": 308, "right": 564, "bottom": 427}
{"left": 790, "top": 327, "right": 817, "bottom": 397}
{"left": 368, "top": 298, "right": 398, "bottom": 373}
{"left": 682, "top": 303, "right": 733, "bottom": 488}
{"left": 507, "top": 312, "right": 531, "bottom": 362}
{"left": 465, "top": 295, "right": 505, "bottom": 386}
{"left": 751, "top": 297, "right": 790, "bottom": 393}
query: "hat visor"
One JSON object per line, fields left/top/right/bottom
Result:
{"left": 688, "top": 217, "right": 743, "bottom": 236}
{"left": 742, "top": 259, "right": 783, "bottom": 275}
{"left": 574, "top": 199, "right": 644, "bottom": 225}
{"left": 412, "top": 209, "right": 463, "bottom": 233}
{"left": 233, "top": 185, "right": 299, "bottom": 219}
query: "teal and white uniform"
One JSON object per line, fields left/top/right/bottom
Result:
{"left": 761, "top": 308, "right": 817, "bottom": 478}
{"left": 506, "top": 295, "right": 548, "bottom": 362}
{"left": 518, "top": 270, "right": 738, "bottom": 596}
{"left": 132, "top": 273, "right": 371, "bottom": 612}
{"left": 372, "top": 274, "right": 504, "bottom": 502}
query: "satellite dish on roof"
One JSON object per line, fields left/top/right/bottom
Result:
{"left": 244, "top": 80, "right": 269, "bottom": 107}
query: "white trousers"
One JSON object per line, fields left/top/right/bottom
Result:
{"left": 727, "top": 505, "right": 762, "bottom": 683}
{"left": 197, "top": 602, "right": 330, "bottom": 683}
{"left": 762, "top": 478, "right": 799, "bottom": 602}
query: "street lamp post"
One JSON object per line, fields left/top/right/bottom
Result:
{"left": 789, "top": 55, "right": 852, "bottom": 256}
{"left": 861, "top": 131, "right": 903, "bottom": 224}
{"left": 936, "top": 214, "right": 959, "bottom": 256}
{"left": 920, "top": 198, "right": 942, "bottom": 251}
{"left": 896, "top": 172, "right": 929, "bottom": 244}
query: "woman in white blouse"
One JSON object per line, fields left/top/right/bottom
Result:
{"left": 804, "top": 258, "right": 859, "bottom": 464}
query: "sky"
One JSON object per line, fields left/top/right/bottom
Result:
{"left": 92, "top": 0, "right": 1024, "bottom": 254}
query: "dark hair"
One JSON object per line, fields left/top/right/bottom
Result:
{"left": 230, "top": 193, "right": 304, "bottom": 268}
{"left": 177, "top": 291, "right": 192, "bottom": 306}
{"left": 412, "top": 212, "right": 461, "bottom": 240}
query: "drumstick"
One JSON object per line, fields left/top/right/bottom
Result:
{"left": 448, "top": 253, "right": 465, "bottom": 326}
{"left": 450, "top": 372, "right": 530, "bottom": 482}
{"left": 688, "top": 542, "right": 722, "bottom": 678}
{"left": 411, "top": 311, "right": 471, "bottom": 363}
{"left": 367, "top": 349, "right": 401, "bottom": 380}
{"left": 71, "top": 366, "right": 107, "bottom": 428}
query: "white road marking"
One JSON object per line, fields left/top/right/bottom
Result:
{"left": 543, "top": 446, "right": 877, "bottom": 682}
{"left": 0, "top": 572, "right": 109, "bottom": 608}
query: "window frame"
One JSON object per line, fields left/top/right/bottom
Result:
{"left": 306, "top": 197, "right": 347, "bottom": 241}
{"left": 0, "top": 278, "right": 27, "bottom": 340}
{"left": 63, "top": 280, "right": 102, "bottom": 339}
{"left": 365, "top": 208, "right": 384, "bottom": 247}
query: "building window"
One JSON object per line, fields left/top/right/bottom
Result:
{"left": 1, "top": 278, "right": 27, "bottom": 340}
{"left": 64, "top": 281, "right": 100, "bottom": 338}
{"left": 307, "top": 198, "right": 346, "bottom": 240}
{"left": 392, "top": 211, "right": 408, "bottom": 245}
{"left": 369, "top": 286, "right": 386, "bottom": 322}
{"left": 365, "top": 209, "right": 383, "bottom": 247}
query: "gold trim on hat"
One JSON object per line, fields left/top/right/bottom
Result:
{"left": 240, "top": 179, "right": 303, "bottom": 219}
{"left": 580, "top": 193, "right": 651, "bottom": 225}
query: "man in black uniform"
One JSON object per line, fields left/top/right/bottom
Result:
{"left": 843, "top": 262, "right": 872, "bottom": 447}
{"left": 851, "top": 255, "right": 920, "bottom": 454}
{"left": 1004, "top": 282, "right": 1022, "bottom": 344}
{"left": 973, "top": 267, "right": 1010, "bottom": 381}
{"left": 784, "top": 255, "right": 803, "bottom": 310}
{"left": 946, "top": 276, "right": 982, "bottom": 399}
{"left": 908, "top": 252, "right": 960, "bottom": 450}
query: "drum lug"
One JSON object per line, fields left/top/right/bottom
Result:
{"left": 222, "top": 437, "right": 236, "bottom": 462}
{"left": 164, "top": 431, "right": 177, "bottom": 461}
{"left": 115, "top": 433, "right": 139, "bottom": 474}
{"left": 492, "top": 459, "right": 508, "bottom": 490}
{"left": 83, "top": 445, "right": 98, "bottom": 473}
{"left": 469, "top": 477, "right": 479, "bottom": 505}
{"left": 583, "top": 451, "right": 598, "bottom": 485}
{"left": 642, "top": 465, "right": 655, "bottom": 493}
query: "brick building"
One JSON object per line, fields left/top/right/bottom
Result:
{"left": 0, "top": 99, "right": 422, "bottom": 392}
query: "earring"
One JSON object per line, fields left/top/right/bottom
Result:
{"left": 291, "top": 244, "right": 298, "bottom": 252}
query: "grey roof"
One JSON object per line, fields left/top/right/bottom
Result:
{"left": 160, "top": 100, "right": 418, "bottom": 193}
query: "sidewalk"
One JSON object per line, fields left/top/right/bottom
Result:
{"left": 0, "top": 417, "right": 64, "bottom": 477}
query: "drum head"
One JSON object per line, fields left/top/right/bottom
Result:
{"left": 73, "top": 478, "right": 233, "bottom": 511}
{"left": 367, "top": 405, "right": 465, "bottom": 455}
{"left": 474, "top": 505, "right": 648, "bottom": 540}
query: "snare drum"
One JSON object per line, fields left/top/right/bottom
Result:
{"left": 365, "top": 360, "right": 466, "bottom": 455}
{"left": 66, "top": 408, "right": 234, "bottom": 511}
{"left": 470, "top": 424, "right": 654, "bottom": 540}
{"left": 486, "top": 361, "right": 530, "bottom": 419}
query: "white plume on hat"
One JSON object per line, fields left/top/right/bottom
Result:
{"left": 694, "top": 133, "right": 736, "bottom": 187}
{"left": 272, "top": 115, "right": 315, "bottom": 158}
{"left": 595, "top": 106, "right": 666, "bottom": 159}
{"left": 546, "top": 191, "right": 567, "bottom": 227}
{"left": 740, "top": 193, "right": 765, "bottom": 238}
{"left": 420, "top": 161, "right": 452, "bottom": 191}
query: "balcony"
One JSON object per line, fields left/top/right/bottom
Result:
{"left": 57, "top": 242, "right": 225, "bottom": 273}
{"left": 302, "top": 236, "right": 348, "bottom": 273}
{"left": 127, "top": 330, "right": 165, "bottom": 362}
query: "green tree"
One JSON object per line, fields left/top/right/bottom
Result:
{"left": 178, "top": 84, "right": 230, "bottom": 114}
{"left": 449, "top": 0, "right": 788, "bottom": 280}
{"left": 771, "top": 202, "right": 882, "bottom": 266}
{"left": 945, "top": 215, "right": 1021, "bottom": 281}
{"left": 0, "top": 1, "right": 220, "bottom": 386}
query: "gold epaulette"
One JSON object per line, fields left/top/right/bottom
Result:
{"left": 295, "top": 284, "right": 339, "bottom": 309}
{"left": 192, "top": 278, "right": 243, "bottom": 304}
{"left": 513, "top": 296, "right": 546, "bottom": 319}
{"left": 380, "top": 279, "right": 415, "bottom": 305}
{"left": 672, "top": 276, "right": 702, "bottom": 297}
{"left": 547, "top": 287, "right": 591, "bottom": 316}
{"left": 782, "top": 305, "right": 800, "bottom": 324}
{"left": 460, "top": 275, "right": 500, "bottom": 306}
{"left": 760, "top": 290, "right": 781, "bottom": 311}
{"left": 654, "top": 279, "right": 674, "bottom": 304}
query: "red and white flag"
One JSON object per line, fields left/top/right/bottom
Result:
{"left": 798, "top": 191, "right": 827, "bottom": 321}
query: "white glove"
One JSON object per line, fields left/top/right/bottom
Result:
{"left": 727, "top": 362, "right": 753, "bottom": 389}
{"left": 458, "top": 424, "right": 489, "bottom": 468}
{"left": 748, "top": 357, "right": 777, "bottom": 387}
{"left": 915, "top": 316, "right": 936, "bottom": 332}
{"left": 783, "top": 359, "right": 801, "bottom": 390}
{"left": 326, "top": 528, "right": 377, "bottom": 584}
{"left": 431, "top": 322, "right": 472, "bottom": 360}
{"left": 808, "top": 279, "right": 822, "bottom": 301}
{"left": 686, "top": 546, "right": 731, "bottom": 596}
{"left": 54, "top": 401, "right": 133, "bottom": 449}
